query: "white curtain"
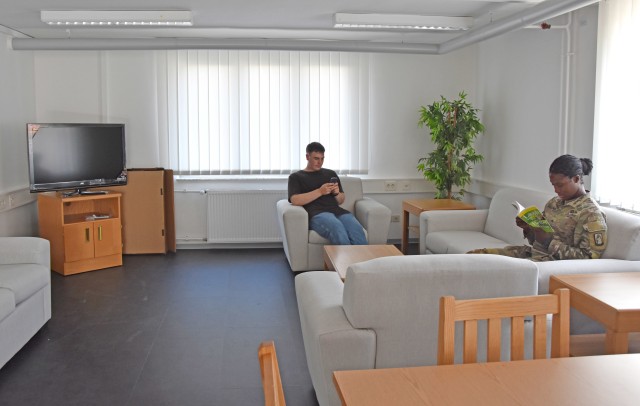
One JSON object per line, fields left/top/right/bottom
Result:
{"left": 593, "top": 0, "right": 640, "bottom": 210}
{"left": 159, "top": 50, "right": 369, "bottom": 175}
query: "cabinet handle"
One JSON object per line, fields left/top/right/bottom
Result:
{"left": 98, "top": 226, "right": 103, "bottom": 241}
{"left": 85, "top": 228, "right": 90, "bottom": 242}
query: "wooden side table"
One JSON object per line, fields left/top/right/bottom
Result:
{"left": 549, "top": 272, "right": 640, "bottom": 354}
{"left": 401, "top": 198, "right": 475, "bottom": 254}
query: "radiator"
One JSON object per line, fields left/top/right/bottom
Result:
{"left": 207, "top": 190, "right": 287, "bottom": 243}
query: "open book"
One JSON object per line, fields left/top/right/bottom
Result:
{"left": 512, "top": 201, "right": 554, "bottom": 233}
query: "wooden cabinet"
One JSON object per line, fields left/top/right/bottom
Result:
{"left": 38, "top": 192, "right": 123, "bottom": 275}
{"left": 104, "top": 168, "right": 176, "bottom": 254}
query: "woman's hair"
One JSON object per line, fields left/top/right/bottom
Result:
{"left": 549, "top": 154, "right": 593, "bottom": 178}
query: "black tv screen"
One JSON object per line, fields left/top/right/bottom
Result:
{"left": 27, "top": 123, "right": 127, "bottom": 194}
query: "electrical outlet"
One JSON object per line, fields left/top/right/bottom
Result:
{"left": 390, "top": 214, "right": 400, "bottom": 223}
{"left": 384, "top": 181, "right": 397, "bottom": 192}
{"left": 0, "top": 197, "right": 8, "bottom": 211}
{"left": 400, "top": 181, "right": 411, "bottom": 192}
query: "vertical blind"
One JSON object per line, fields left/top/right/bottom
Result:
{"left": 163, "top": 50, "right": 369, "bottom": 175}
{"left": 593, "top": 0, "right": 640, "bottom": 210}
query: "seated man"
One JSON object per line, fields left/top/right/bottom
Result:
{"left": 288, "top": 142, "right": 367, "bottom": 245}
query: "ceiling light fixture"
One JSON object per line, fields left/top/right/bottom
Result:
{"left": 40, "top": 10, "right": 193, "bottom": 27}
{"left": 334, "top": 13, "right": 472, "bottom": 31}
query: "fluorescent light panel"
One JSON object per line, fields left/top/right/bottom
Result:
{"left": 41, "top": 10, "right": 193, "bottom": 26}
{"left": 334, "top": 13, "right": 472, "bottom": 31}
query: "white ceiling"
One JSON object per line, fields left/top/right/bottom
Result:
{"left": 0, "top": 0, "right": 595, "bottom": 52}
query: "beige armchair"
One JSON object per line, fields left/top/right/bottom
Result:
{"left": 277, "top": 177, "right": 391, "bottom": 272}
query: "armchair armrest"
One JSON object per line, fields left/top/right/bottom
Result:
{"left": 0, "top": 237, "right": 50, "bottom": 268}
{"left": 295, "top": 272, "right": 376, "bottom": 406}
{"left": 354, "top": 198, "right": 391, "bottom": 245}
{"left": 419, "top": 210, "right": 488, "bottom": 255}
{"left": 276, "top": 200, "right": 309, "bottom": 272}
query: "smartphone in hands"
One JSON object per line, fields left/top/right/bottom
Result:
{"left": 329, "top": 177, "right": 339, "bottom": 196}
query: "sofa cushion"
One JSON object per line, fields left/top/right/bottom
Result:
{"left": 0, "top": 288, "right": 15, "bottom": 322}
{"left": 426, "top": 231, "right": 510, "bottom": 254}
{"left": 600, "top": 207, "right": 640, "bottom": 260}
{"left": 0, "top": 264, "right": 50, "bottom": 306}
{"left": 484, "top": 188, "right": 554, "bottom": 245}
{"left": 342, "top": 254, "right": 538, "bottom": 368}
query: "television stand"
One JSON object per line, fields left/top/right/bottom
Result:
{"left": 62, "top": 189, "right": 109, "bottom": 197}
{"left": 37, "top": 192, "right": 123, "bottom": 275}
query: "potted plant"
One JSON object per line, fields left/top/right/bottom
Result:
{"left": 417, "top": 91, "right": 485, "bottom": 200}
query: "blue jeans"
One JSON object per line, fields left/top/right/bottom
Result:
{"left": 310, "top": 212, "right": 367, "bottom": 245}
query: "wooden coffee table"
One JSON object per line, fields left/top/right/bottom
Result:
{"left": 549, "top": 272, "right": 640, "bottom": 354}
{"left": 323, "top": 245, "right": 403, "bottom": 281}
{"left": 401, "top": 198, "right": 475, "bottom": 254}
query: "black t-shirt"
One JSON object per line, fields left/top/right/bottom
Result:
{"left": 288, "top": 168, "right": 349, "bottom": 219}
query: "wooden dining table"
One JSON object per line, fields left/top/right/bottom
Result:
{"left": 333, "top": 353, "right": 640, "bottom": 405}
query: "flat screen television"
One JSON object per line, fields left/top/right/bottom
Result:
{"left": 27, "top": 123, "right": 127, "bottom": 195}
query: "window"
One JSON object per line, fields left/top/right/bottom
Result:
{"left": 162, "top": 50, "right": 369, "bottom": 175}
{"left": 593, "top": 0, "right": 640, "bottom": 210}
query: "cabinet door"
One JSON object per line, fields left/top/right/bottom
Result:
{"left": 112, "top": 170, "right": 166, "bottom": 253}
{"left": 64, "top": 223, "right": 95, "bottom": 262}
{"left": 94, "top": 219, "right": 122, "bottom": 258}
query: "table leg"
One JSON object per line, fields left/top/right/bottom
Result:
{"left": 605, "top": 330, "right": 629, "bottom": 354}
{"left": 401, "top": 209, "right": 409, "bottom": 254}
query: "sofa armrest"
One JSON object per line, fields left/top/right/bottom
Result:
{"left": 354, "top": 198, "right": 391, "bottom": 245}
{"left": 295, "top": 272, "right": 376, "bottom": 406}
{"left": 0, "top": 237, "right": 50, "bottom": 269}
{"left": 276, "top": 200, "right": 309, "bottom": 272}
{"left": 419, "top": 210, "right": 488, "bottom": 255}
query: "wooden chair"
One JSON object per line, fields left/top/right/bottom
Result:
{"left": 438, "top": 289, "right": 570, "bottom": 365}
{"left": 258, "top": 341, "right": 286, "bottom": 406}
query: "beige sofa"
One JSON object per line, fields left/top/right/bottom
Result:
{"left": 296, "top": 254, "right": 540, "bottom": 406}
{"left": 277, "top": 176, "right": 391, "bottom": 272}
{"left": 419, "top": 187, "right": 554, "bottom": 255}
{"left": 0, "top": 237, "right": 52, "bottom": 369}
{"left": 419, "top": 187, "right": 640, "bottom": 333}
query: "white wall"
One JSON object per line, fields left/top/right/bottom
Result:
{"left": 367, "top": 50, "right": 477, "bottom": 179}
{"left": 34, "top": 51, "right": 163, "bottom": 167}
{"left": 0, "top": 31, "right": 38, "bottom": 236}
{"left": 473, "top": 5, "right": 598, "bottom": 194}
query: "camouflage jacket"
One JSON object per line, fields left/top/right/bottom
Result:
{"left": 530, "top": 193, "right": 607, "bottom": 261}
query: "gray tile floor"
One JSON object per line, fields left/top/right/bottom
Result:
{"left": 0, "top": 249, "right": 320, "bottom": 406}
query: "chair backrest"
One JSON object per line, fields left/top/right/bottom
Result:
{"left": 258, "top": 341, "right": 286, "bottom": 406}
{"left": 338, "top": 176, "right": 363, "bottom": 213}
{"left": 437, "top": 288, "right": 570, "bottom": 365}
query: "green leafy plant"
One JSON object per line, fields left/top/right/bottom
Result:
{"left": 417, "top": 91, "right": 485, "bottom": 200}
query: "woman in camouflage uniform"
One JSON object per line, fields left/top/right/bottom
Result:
{"left": 470, "top": 154, "right": 607, "bottom": 261}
